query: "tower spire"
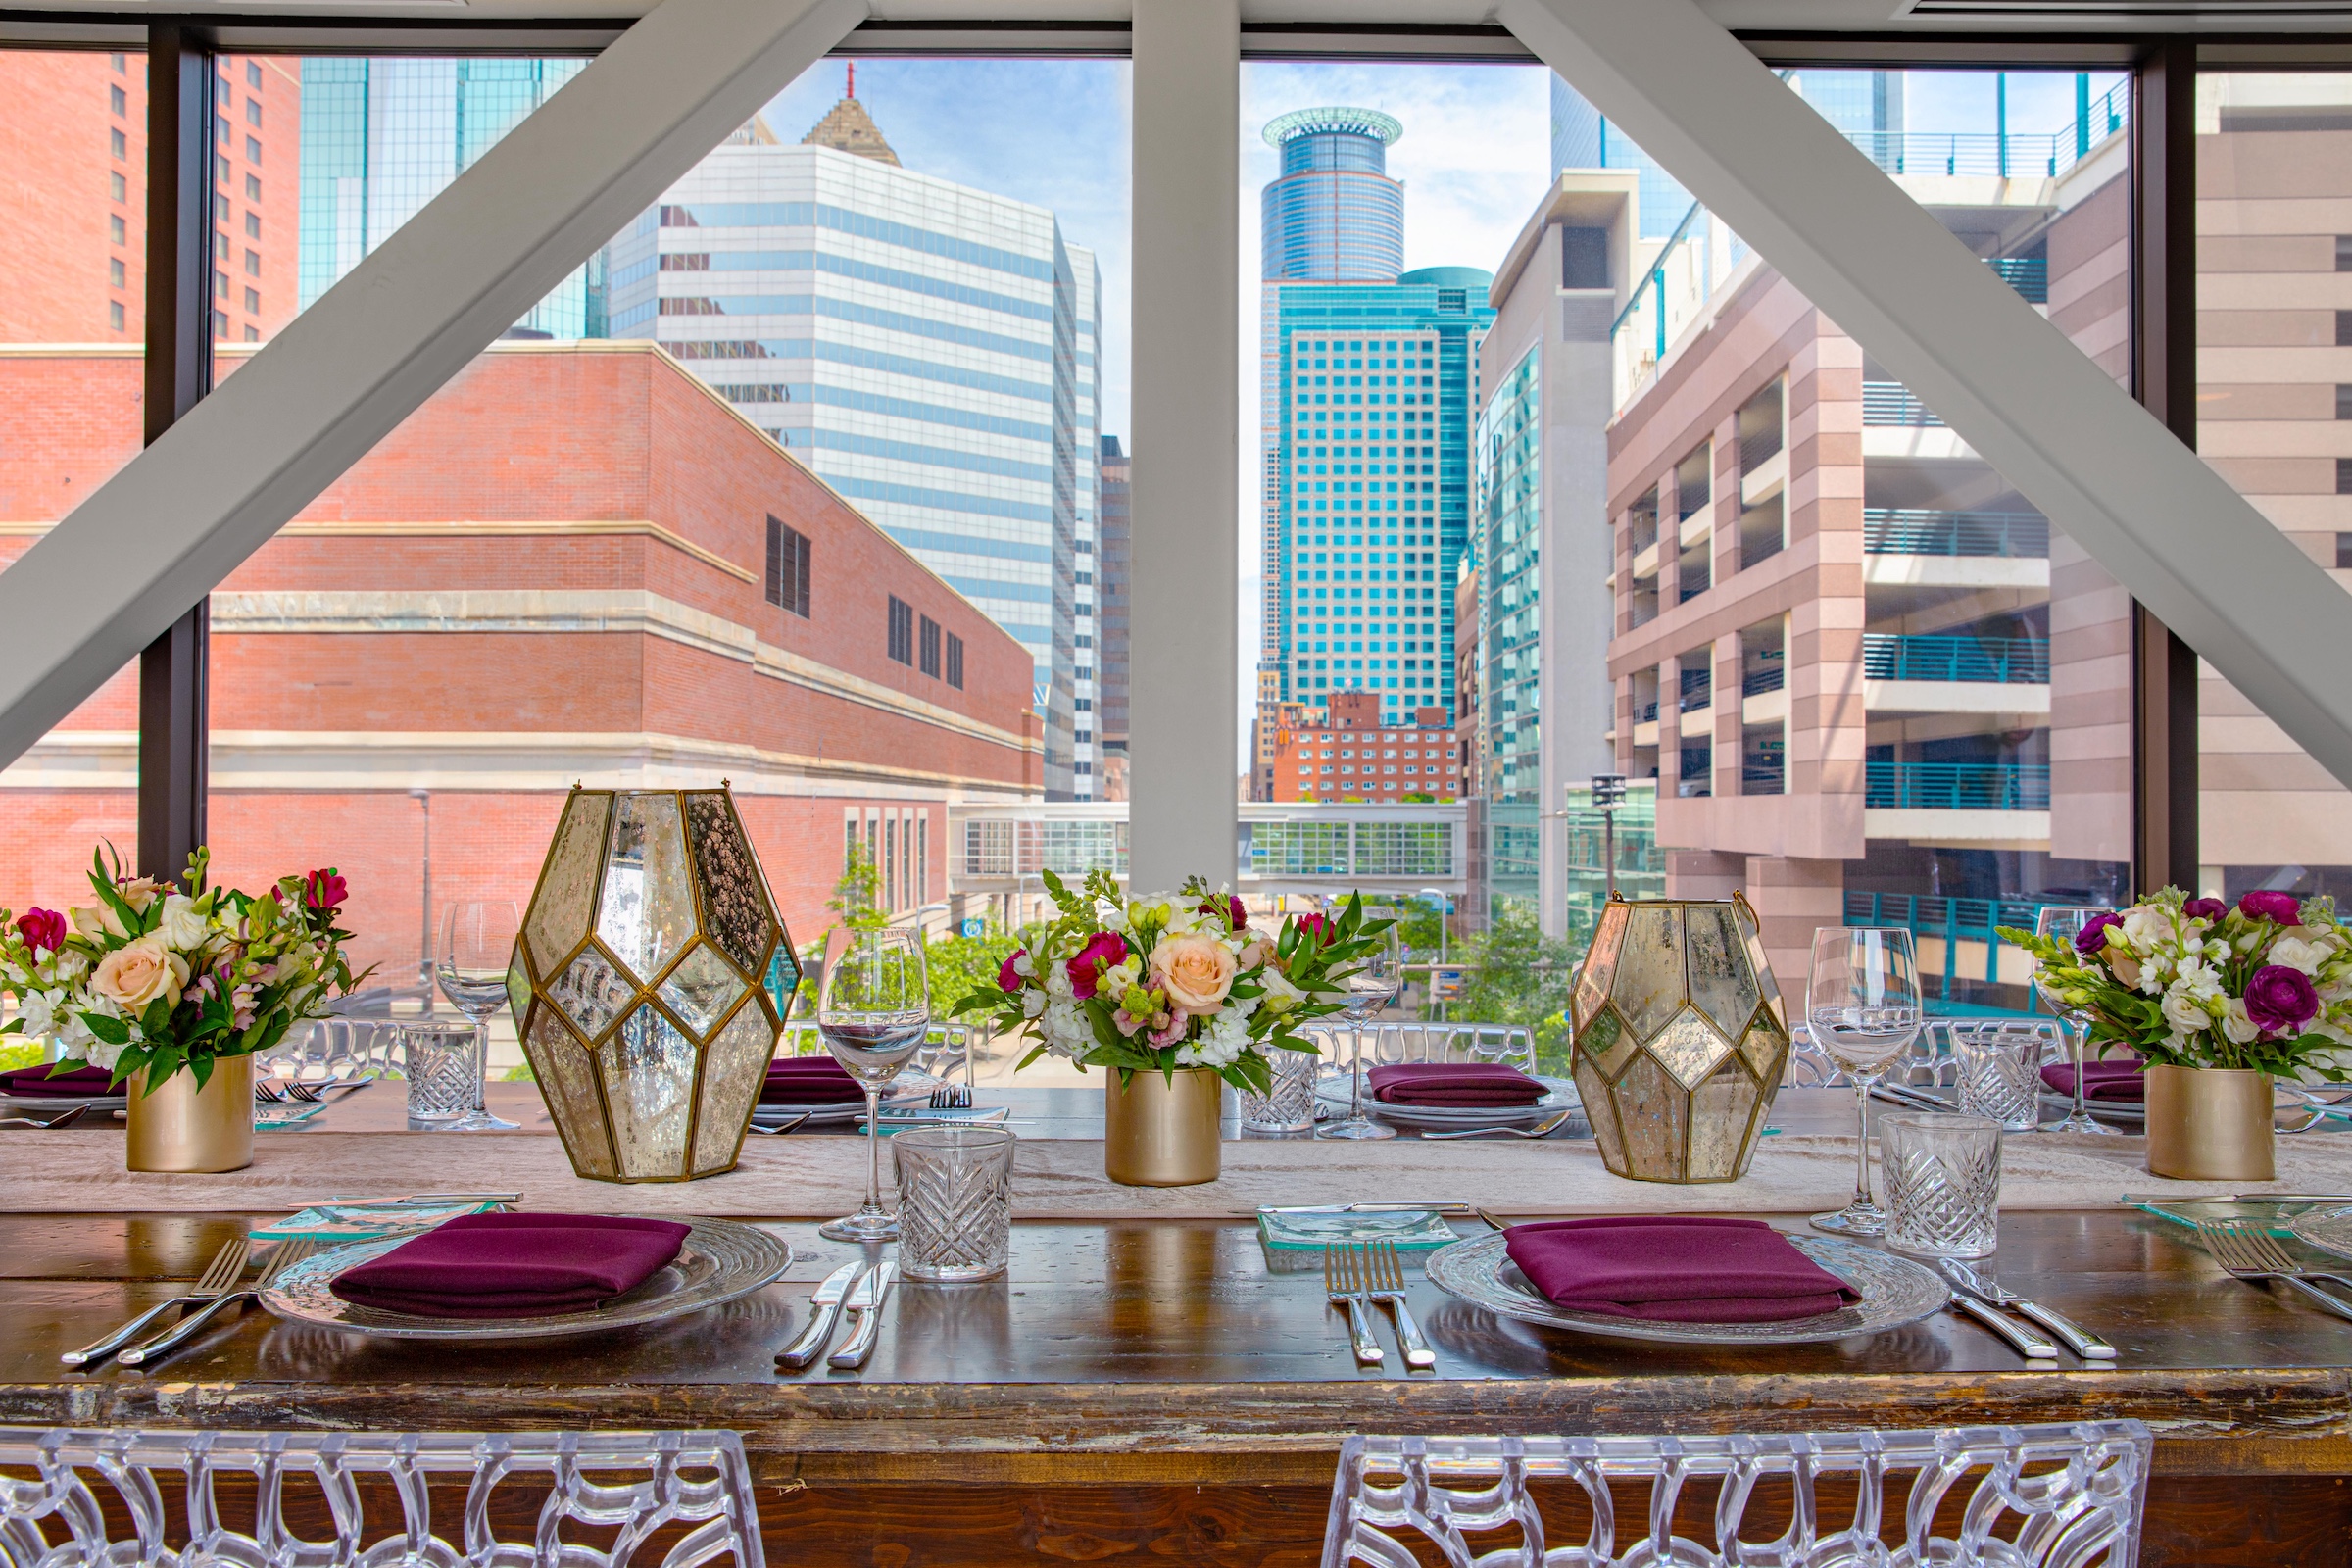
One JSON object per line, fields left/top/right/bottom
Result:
{"left": 846, "top": 61, "right": 855, "bottom": 99}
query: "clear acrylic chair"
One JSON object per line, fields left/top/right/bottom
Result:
{"left": 256, "top": 1017, "right": 407, "bottom": 1085}
{"left": 1302, "top": 1021, "right": 1538, "bottom": 1075}
{"left": 779, "top": 1019, "right": 973, "bottom": 1081}
{"left": 0, "top": 1427, "right": 761, "bottom": 1568}
{"left": 1787, "top": 1020, "right": 1977, "bottom": 1092}
{"left": 1324, "top": 1423, "right": 2149, "bottom": 1568}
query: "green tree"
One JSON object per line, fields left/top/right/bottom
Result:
{"left": 828, "top": 841, "right": 887, "bottom": 933}
{"left": 1448, "top": 906, "right": 1580, "bottom": 1073}
{"left": 925, "top": 922, "right": 1020, "bottom": 1016}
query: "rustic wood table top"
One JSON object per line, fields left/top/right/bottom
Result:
{"left": 1, "top": 1204, "right": 2348, "bottom": 1485}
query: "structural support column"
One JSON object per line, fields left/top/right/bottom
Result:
{"left": 1498, "top": 0, "right": 2352, "bottom": 795}
{"left": 0, "top": 0, "right": 867, "bottom": 769}
{"left": 137, "top": 24, "right": 214, "bottom": 882}
{"left": 2132, "top": 41, "right": 2201, "bottom": 895}
{"left": 1128, "top": 0, "right": 1239, "bottom": 888}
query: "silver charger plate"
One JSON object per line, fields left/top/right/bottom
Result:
{"left": 1316, "top": 1071, "right": 1578, "bottom": 1130}
{"left": 258, "top": 1217, "right": 791, "bottom": 1340}
{"left": 1422, "top": 1230, "right": 1947, "bottom": 1346}
{"left": 2285, "top": 1204, "right": 2352, "bottom": 1262}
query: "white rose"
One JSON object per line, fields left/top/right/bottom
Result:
{"left": 1257, "top": 970, "right": 1307, "bottom": 1016}
{"left": 2222, "top": 999, "right": 2262, "bottom": 1045}
{"left": 2120, "top": 907, "right": 2171, "bottom": 950}
{"left": 2162, "top": 981, "right": 2214, "bottom": 1038}
{"left": 2272, "top": 937, "right": 2330, "bottom": 977}
{"left": 156, "top": 893, "right": 208, "bottom": 954}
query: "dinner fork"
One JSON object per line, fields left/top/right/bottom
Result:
{"left": 1422, "top": 1110, "right": 1577, "bottom": 1141}
{"left": 930, "top": 1082, "right": 974, "bottom": 1109}
{"left": 119, "top": 1239, "right": 317, "bottom": 1367}
{"left": 61, "top": 1237, "right": 251, "bottom": 1367}
{"left": 1358, "top": 1242, "right": 1436, "bottom": 1370}
{"left": 0, "top": 1104, "right": 88, "bottom": 1129}
{"left": 2197, "top": 1219, "right": 2352, "bottom": 1323}
{"left": 256, "top": 1078, "right": 373, "bottom": 1104}
{"left": 1323, "top": 1246, "right": 1385, "bottom": 1367}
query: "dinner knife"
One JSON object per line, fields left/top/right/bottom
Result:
{"left": 777, "top": 1260, "right": 866, "bottom": 1370}
{"left": 828, "top": 1260, "right": 899, "bottom": 1370}
{"left": 1945, "top": 1287, "right": 2060, "bottom": 1360}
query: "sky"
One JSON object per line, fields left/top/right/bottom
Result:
{"left": 746, "top": 60, "right": 2129, "bottom": 751}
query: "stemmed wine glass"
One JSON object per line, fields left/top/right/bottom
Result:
{"left": 1316, "top": 924, "right": 1402, "bottom": 1142}
{"left": 1807, "top": 925, "right": 1923, "bottom": 1238}
{"left": 434, "top": 900, "right": 523, "bottom": 1133}
{"left": 2035, "top": 906, "right": 2122, "bottom": 1136}
{"left": 816, "top": 926, "right": 932, "bottom": 1243}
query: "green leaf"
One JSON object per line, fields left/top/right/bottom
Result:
{"left": 79, "top": 1010, "right": 130, "bottom": 1047}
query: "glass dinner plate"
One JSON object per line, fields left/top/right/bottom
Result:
{"left": 1316, "top": 1071, "right": 1578, "bottom": 1130}
{"left": 2283, "top": 1204, "right": 2352, "bottom": 1263}
{"left": 1422, "top": 1231, "right": 1947, "bottom": 1346}
{"left": 750, "top": 1081, "right": 934, "bottom": 1126}
{"left": 259, "top": 1217, "right": 791, "bottom": 1340}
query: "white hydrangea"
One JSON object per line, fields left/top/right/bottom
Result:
{"left": 1044, "top": 959, "right": 1075, "bottom": 1001}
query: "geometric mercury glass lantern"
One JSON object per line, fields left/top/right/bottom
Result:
{"left": 504, "top": 785, "right": 798, "bottom": 1183}
{"left": 1568, "top": 893, "right": 1789, "bottom": 1185}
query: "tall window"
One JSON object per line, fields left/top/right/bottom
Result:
{"left": 765, "top": 515, "right": 809, "bottom": 616}
{"left": 919, "top": 613, "right": 941, "bottom": 678}
{"left": 946, "top": 632, "right": 965, "bottom": 690}
{"left": 888, "top": 595, "right": 914, "bottom": 665}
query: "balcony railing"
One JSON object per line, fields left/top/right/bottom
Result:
{"left": 1862, "top": 382, "right": 1944, "bottom": 427}
{"left": 1862, "top": 633, "right": 2049, "bottom": 684}
{"left": 1865, "top": 760, "right": 2051, "bottom": 811}
{"left": 1845, "top": 890, "right": 2087, "bottom": 1004}
{"left": 1741, "top": 663, "right": 1785, "bottom": 697}
{"left": 1839, "top": 79, "right": 2127, "bottom": 180}
{"left": 1984, "top": 256, "right": 2048, "bottom": 304}
{"left": 1863, "top": 508, "right": 2049, "bottom": 559}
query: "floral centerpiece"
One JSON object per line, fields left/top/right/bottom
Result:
{"left": 952, "top": 868, "right": 1388, "bottom": 1094}
{"left": 2001, "top": 888, "right": 2351, "bottom": 1179}
{"left": 0, "top": 848, "right": 366, "bottom": 1172}
{"left": 953, "top": 870, "right": 1390, "bottom": 1185}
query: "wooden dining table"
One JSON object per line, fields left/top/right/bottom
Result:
{"left": 1, "top": 1082, "right": 2349, "bottom": 1565}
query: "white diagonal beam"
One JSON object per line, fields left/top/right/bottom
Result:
{"left": 1503, "top": 0, "right": 2352, "bottom": 791}
{"left": 0, "top": 0, "right": 866, "bottom": 766}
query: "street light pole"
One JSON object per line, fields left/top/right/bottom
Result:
{"left": 1591, "top": 773, "right": 1627, "bottom": 902}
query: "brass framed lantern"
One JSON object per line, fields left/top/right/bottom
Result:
{"left": 505, "top": 785, "right": 798, "bottom": 1182}
{"left": 1569, "top": 893, "right": 1788, "bottom": 1184}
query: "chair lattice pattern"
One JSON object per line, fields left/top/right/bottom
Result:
{"left": 1303, "top": 1022, "right": 1537, "bottom": 1074}
{"left": 781, "top": 1020, "right": 972, "bottom": 1080}
{"left": 0, "top": 1428, "right": 761, "bottom": 1568}
{"left": 1786, "top": 1020, "right": 2033, "bottom": 1091}
{"left": 259, "top": 1018, "right": 407, "bottom": 1084}
{"left": 1324, "top": 1423, "right": 2149, "bottom": 1568}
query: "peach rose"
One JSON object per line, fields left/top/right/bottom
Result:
{"left": 1149, "top": 932, "right": 1237, "bottom": 1013}
{"left": 89, "top": 933, "right": 187, "bottom": 1012}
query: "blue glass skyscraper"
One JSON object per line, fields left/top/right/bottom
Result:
{"left": 1256, "top": 106, "right": 1494, "bottom": 734}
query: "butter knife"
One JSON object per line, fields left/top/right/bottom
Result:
{"left": 828, "top": 1260, "right": 898, "bottom": 1370}
{"left": 777, "top": 1260, "right": 866, "bottom": 1370}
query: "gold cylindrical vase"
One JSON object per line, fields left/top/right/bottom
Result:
{"left": 126, "top": 1055, "right": 254, "bottom": 1174}
{"left": 2144, "top": 1064, "right": 2275, "bottom": 1182}
{"left": 1103, "top": 1068, "right": 1221, "bottom": 1187}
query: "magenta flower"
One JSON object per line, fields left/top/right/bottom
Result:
{"left": 2239, "top": 890, "right": 2304, "bottom": 925}
{"left": 2246, "top": 963, "right": 2321, "bottom": 1034}
{"left": 2182, "top": 898, "right": 2228, "bottom": 923}
{"left": 1067, "top": 931, "right": 1130, "bottom": 1000}
{"left": 2072, "top": 911, "right": 2124, "bottom": 957}
{"left": 1294, "top": 911, "right": 1336, "bottom": 948}
{"left": 1198, "top": 893, "right": 1247, "bottom": 931}
{"left": 15, "top": 907, "right": 64, "bottom": 955}
{"left": 303, "top": 869, "right": 348, "bottom": 911}
{"left": 998, "top": 950, "right": 1027, "bottom": 993}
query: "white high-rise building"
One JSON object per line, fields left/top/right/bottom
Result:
{"left": 608, "top": 96, "right": 1101, "bottom": 798}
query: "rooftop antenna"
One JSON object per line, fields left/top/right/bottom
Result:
{"left": 846, "top": 60, "right": 855, "bottom": 99}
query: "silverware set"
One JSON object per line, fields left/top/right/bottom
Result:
{"left": 1936, "top": 1258, "right": 2115, "bottom": 1361}
{"left": 777, "top": 1257, "right": 897, "bottom": 1371}
{"left": 1324, "top": 1242, "right": 1435, "bottom": 1370}
{"left": 2198, "top": 1218, "right": 2352, "bottom": 1323}
{"left": 62, "top": 1237, "right": 316, "bottom": 1369}
{"left": 0, "top": 1104, "right": 88, "bottom": 1129}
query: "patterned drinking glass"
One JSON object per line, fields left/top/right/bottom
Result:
{"left": 1953, "top": 1024, "right": 2047, "bottom": 1133}
{"left": 1880, "top": 1110, "right": 2001, "bottom": 1259}
{"left": 1238, "top": 1045, "right": 1320, "bottom": 1134}
{"left": 891, "top": 1125, "right": 1016, "bottom": 1283}
{"left": 404, "top": 1022, "right": 484, "bottom": 1128}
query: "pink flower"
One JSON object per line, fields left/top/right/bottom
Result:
{"left": 1198, "top": 893, "right": 1247, "bottom": 931}
{"left": 303, "top": 869, "right": 348, "bottom": 912}
{"left": 998, "top": 950, "right": 1028, "bottom": 993}
{"left": 2239, "top": 890, "right": 2304, "bottom": 925}
{"left": 2246, "top": 964, "right": 2321, "bottom": 1033}
{"left": 1294, "top": 911, "right": 1336, "bottom": 948}
{"left": 1068, "top": 931, "right": 1129, "bottom": 1000}
{"left": 16, "top": 907, "right": 65, "bottom": 955}
{"left": 2182, "top": 898, "right": 2228, "bottom": 923}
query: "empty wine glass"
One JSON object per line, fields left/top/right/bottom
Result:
{"left": 433, "top": 900, "right": 522, "bottom": 1133}
{"left": 1807, "top": 926, "right": 1923, "bottom": 1238}
{"left": 816, "top": 926, "right": 932, "bottom": 1243}
{"left": 1316, "top": 923, "right": 1401, "bottom": 1143}
{"left": 2036, "top": 905, "right": 2121, "bottom": 1136}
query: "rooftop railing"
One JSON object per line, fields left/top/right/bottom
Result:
{"left": 1864, "top": 760, "right": 2051, "bottom": 811}
{"left": 1863, "top": 508, "right": 2049, "bottom": 559}
{"left": 1839, "top": 80, "right": 2128, "bottom": 180}
{"left": 1862, "top": 632, "right": 2049, "bottom": 684}
{"left": 1863, "top": 381, "right": 1945, "bottom": 427}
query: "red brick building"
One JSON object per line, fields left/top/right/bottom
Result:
{"left": 0, "top": 341, "right": 1041, "bottom": 981}
{"left": 1269, "top": 691, "right": 1462, "bottom": 803}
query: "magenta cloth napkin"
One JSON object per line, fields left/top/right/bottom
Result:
{"left": 0, "top": 1064, "right": 119, "bottom": 1098}
{"left": 1502, "top": 1216, "right": 1861, "bottom": 1323}
{"left": 1369, "top": 1061, "right": 1546, "bottom": 1107}
{"left": 328, "top": 1212, "right": 690, "bottom": 1318}
{"left": 2040, "top": 1058, "right": 2145, "bottom": 1103}
{"left": 761, "top": 1056, "right": 864, "bottom": 1105}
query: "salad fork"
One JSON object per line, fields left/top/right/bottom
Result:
{"left": 1323, "top": 1246, "right": 1384, "bottom": 1366}
{"left": 2198, "top": 1219, "right": 2352, "bottom": 1323}
{"left": 119, "top": 1239, "right": 317, "bottom": 1367}
{"left": 62, "top": 1237, "right": 251, "bottom": 1367}
{"left": 1359, "top": 1242, "right": 1436, "bottom": 1370}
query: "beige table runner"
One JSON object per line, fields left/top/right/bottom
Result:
{"left": 7, "top": 1126, "right": 2349, "bottom": 1218}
